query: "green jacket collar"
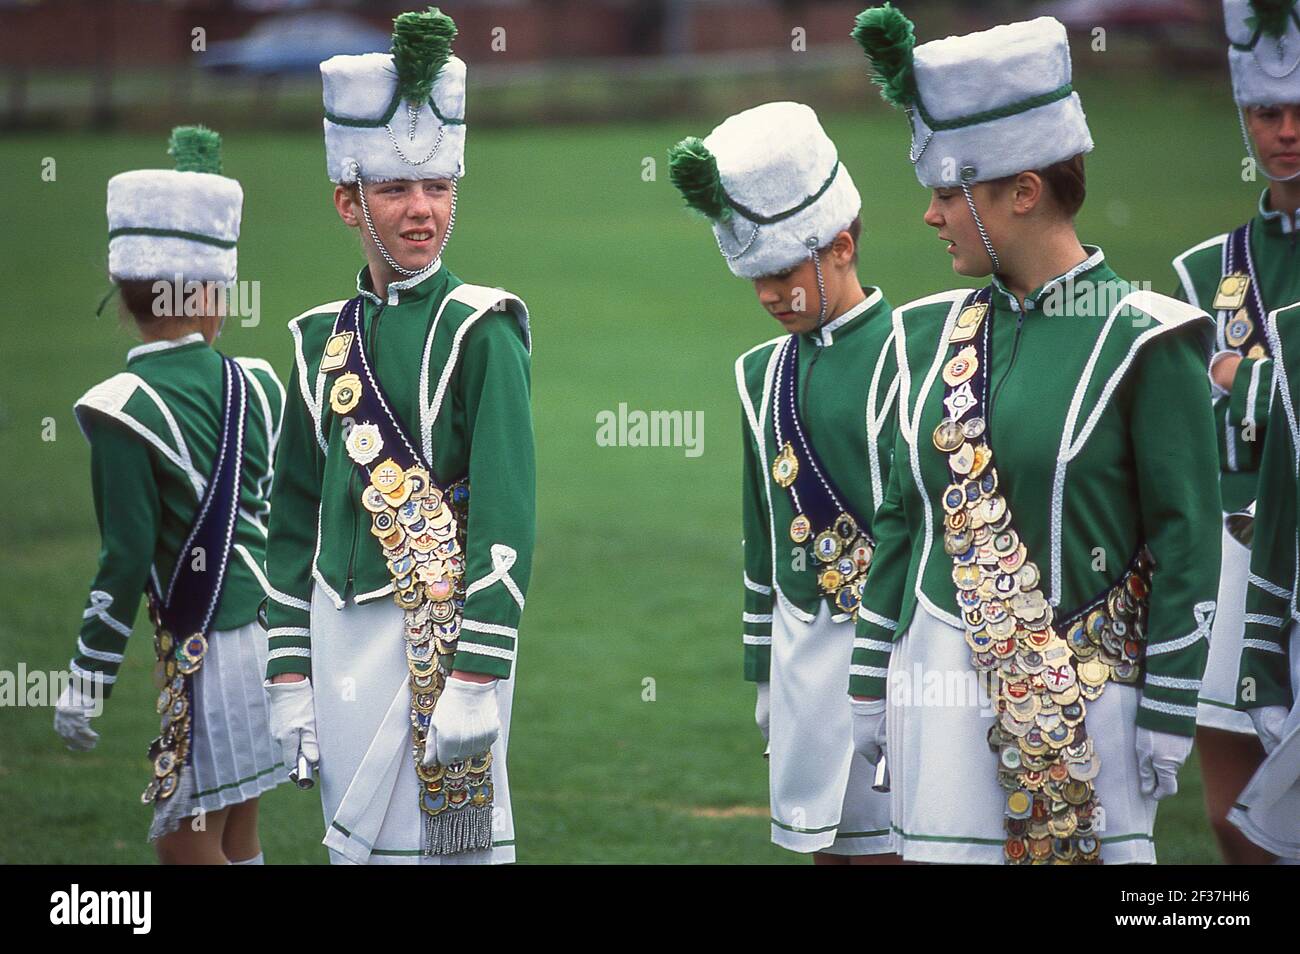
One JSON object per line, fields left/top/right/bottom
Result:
{"left": 801, "top": 286, "right": 886, "bottom": 348}
{"left": 356, "top": 256, "right": 446, "bottom": 307}
{"left": 126, "top": 332, "right": 208, "bottom": 366}
{"left": 1256, "top": 189, "right": 1299, "bottom": 238}
{"left": 989, "top": 246, "right": 1111, "bottom": 314}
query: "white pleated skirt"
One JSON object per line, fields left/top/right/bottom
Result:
{"left": 149, "top": 620, "right": 288, "bottom": 841}
{"left": 768, "top": 598, "right": 892, "bottom": 855}
{"left": 886, "top": 603, "right": 1158, "bottom": 864}
{"left": 310, "top": 584, "right": 516, "bottom": 866}
{"left": 1199, "top": 526, "right": 1255, "bottom": 734}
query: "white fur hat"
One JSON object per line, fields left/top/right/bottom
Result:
{"left": 322, "top": 9, "right": 466, "bottom": 184}
{"left": 106, "top": 126, "right": 242, "bottom": 285}
{"left": 668, "top": 102, "right": 862, "bottom": 279}
{"left": 853, "top": 6, "right": 1093, "bottom": 188}
{"left": 1224, "top": 1, "right": 1300, "bottom": 106}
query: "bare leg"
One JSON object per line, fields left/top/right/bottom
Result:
{"left": 1196, "top": 725, "right": 1276, "bottom": 865}
{"left": 849, "top": 852, "right": 902, "bottom": 865}
{"left": 155, "top": 805, "right": 230, "bottom": 865}
{"left": 813, "top": 851, "right": 850, "bottom": 866}
{"left": 222, "top": 798, "right": 263, "bottom": 863}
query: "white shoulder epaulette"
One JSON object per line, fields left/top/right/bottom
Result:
{"left": 1118, "top": 289, "right": 1208, "bottom": 328}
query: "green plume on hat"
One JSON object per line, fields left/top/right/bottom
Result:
{"left": 1247, "top": 0, "right": 1297, "bottom": 38}
{"left": 392, "top": 7, "right": 458, "bottom": 106}
{"left": 851, "top": 4, "right": 918, "bottom": 109}
{"left": 168, "top": 125, "right": 222, "bottom": 174}
{"left": 667, "top": 136, "right": 730, "bottom": 221}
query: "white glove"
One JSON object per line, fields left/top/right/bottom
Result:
{"left": 54, "top": 681, "right": 101, "bottom": 752}
{"left": 755, "top": 682, "right": 771, "bottom": 743}
{"left": 851, "top": 697, "right": 887, "bottom": 765}
{"left": 425, "top": 677, "right": 500, "bottom": 767}
{"left": 1248, "top": 705, "right": 1289, "bottom": 755}
{"left": 1135, "top": 727, "right": 1194, "bottom": 801}
{"left": 264, "top": 679, "right": 319, "bottom": 771}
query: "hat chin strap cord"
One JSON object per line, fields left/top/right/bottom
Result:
{"left": 354, "top": 166, "right": 459, "bottom": 280}
{"left": 1237, "top": 107, "right": 1300, "bottom": 182}
{"left": 809, "top": 245, "right": 829, "bottom": 328}
{"left": 961, "top": 181, "right": 1002, "bottom": 276}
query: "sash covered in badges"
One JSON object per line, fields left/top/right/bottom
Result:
{"left": 770, "top": 335, "right": 874, "bottom": 614}
{"left": 1214, "top": 223, "right": 1269, "bottom": 360}
{"left": 142, "top": 356, "right": 247, "bottom": 806}
{"left": 325, "top": 296, "right": 493, "bottom": 856}
{"left": 935, "top": 289, "right": 1152, "bottom": 865}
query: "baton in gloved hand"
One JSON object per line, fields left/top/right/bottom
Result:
{"left": 288, "top": 740, "right": 315, "bottom": 790}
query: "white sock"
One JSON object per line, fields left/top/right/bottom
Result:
{"left": 229, "top": 852, "right": 264, "bottom": 865}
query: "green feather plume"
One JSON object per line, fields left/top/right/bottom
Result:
{"left": 168, "top": 125, "right": 222, "bottom": 174}
{"left": 851, "top": 4, "right": 918, "bottom": 109}
{"left": 391, "top": 7, "right": 458, "bottom": 105}
{"left": 667, "top": 136, "right": 730, "bottom": 220}
{"left": 1248, "top": 0, "right": 1296, "bottom": 38}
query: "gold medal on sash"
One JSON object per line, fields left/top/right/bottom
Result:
{"left": 771, "top": 443, "right": 799, "bottom": 487}
{"left": 1247, "top": 344, "right": 1266, "bottom": 360}
{"left": 320, "top": 331, "right": 355, "bottom": 372}
{"left": 949, "top": 303, "right": 988, "bottom": 343}
{"left": 370, "top": 458, "right": 406, "bottom": 495}
{"left": 330, "top": 372, "right": 363, "bottom": 415}
{"left": 1225, "top": 308, "right": 1253, "bottom": 349}
{"left": 789, "top": 513, "right": 812, "bottom": 543}
{"left": 1212, "top": 273, "right": 1250, "bottom": 311}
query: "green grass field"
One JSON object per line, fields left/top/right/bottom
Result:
{"left": 0, "top": 72, "right": 1257, "bottom": 863}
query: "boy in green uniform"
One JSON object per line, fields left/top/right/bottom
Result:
{"left": 55, "top": 127, "right": 288, "bottom": 863}
{"left": 262, "top": 9, "right": 534, "bottom": 864}
{"left": 670, "top": 101, "right": 899, "bottom": 862}
{"left": 849, "top": 6, "right": 1221, "bottom": 864}
{"left": 1170, "top": 0, "right": 1300, "bottom": 863}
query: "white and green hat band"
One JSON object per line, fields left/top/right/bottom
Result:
{"left": 668, "top": 101, "right": 862, "bottom": 279}
{"left": 106, "top": 126, "right": 242, "bottom": 284}
{"left": 853, "top": 6, "right": 1093, "bottom": 188}
{"left": 322, "top": 8, "right": 466, "bottom": 183}
{"left": 1224, "top": 0, "right": 1300, "bottom": 106}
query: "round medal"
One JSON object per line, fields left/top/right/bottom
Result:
{"left": 329, "top": 372, "right": 363, "bottom": 415}
{"left": 942, "top": 346, "right": 979, "bottom": 386}
{"left": 370, "top": 458, "right": 405, "bottom": 495}
{"left": 1225, "top": 308, "right": 1252, "bottom": 348}
{"left": 346, "top": 423, "right": 383, "bottom": 465}
{"left": 789, "top": 514, "right": 812, "bottom": 543}
{"left": 771, "top": 443, "right": 799, "bottom": 488}
{"left": 813, "top": 531, "right": 843, "bottom": 563}
{"left": 932, "top": 419, "right": 964, "bottom": 452}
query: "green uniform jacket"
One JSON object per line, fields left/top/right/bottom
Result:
{"left": 1172, "top": 191, "right": 1300, "bottom": 514}
{"left": 850, "top": 250, "right": 1221, "bottom": 736}
{"left": 1240, "top": 299, "right": 1300, "bottom": 711}
{"left": 736, "top": 289, "right": 898, "bottom": 681}
{"left": 71, "top": 334, "right": 286, "bottom": 698}
{"left": 264, "top": 264, "right": 534, "bottom": 680}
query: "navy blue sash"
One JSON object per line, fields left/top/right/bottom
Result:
{"left": 1221, "top": 222, "right": 1269, "bottom": 358}
{"left": 331, "top": 295, "right": 428, "bottom": 474}
{"left": 142, "top": 355, "right": 247, "bottom": 805}
{"left": 151, "top": 355, "right": 247, "bottom": 636}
